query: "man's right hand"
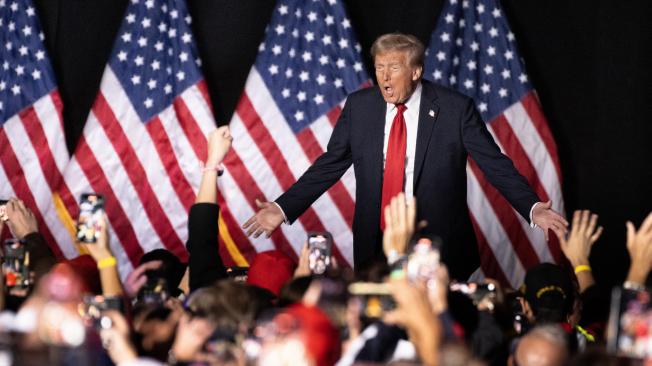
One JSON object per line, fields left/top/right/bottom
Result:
{"left": 242, "top": 199, "right": 284, "bottom": 238}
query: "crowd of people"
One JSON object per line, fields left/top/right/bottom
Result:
{"left": 0, "top": 126, "right": 651, "bottom": 366}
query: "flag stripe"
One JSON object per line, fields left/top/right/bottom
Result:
{"left": 222, "top": 147, "right": 297, "bottom": 259}
{"left": 73, "top": 138, "right": 144, "bottom": 266}
{"left": 468, "top": 158, "right": 540, "bottom": 270}
{"left": 217, "top": 201, "right": 255, "bottom": 265}
{"left": 172, "top": 97, "right": 207, "bottom": 161}
{"left": 521, "top": 93, "right": 562, "bottom": 179}
{"left": 469, "top": 212, "right": 511, "bottom": 286}
{"left": 92, "top": 92, "right": 187, "bottom": 260}
{"left": 146, "top": 117, "right": 196, "bottom": 211}
{"left": 467, "top": 164, "right": 525, "bottom": 287}
{"left": 0, "top": 128, "right": 64, "bottom": 259}
{"left": 235, "top": 94, "right": 349, "bottom": 265}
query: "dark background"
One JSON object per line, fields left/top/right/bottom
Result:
{"left": 32, "top": 0, "right": 652, "bottom": 287}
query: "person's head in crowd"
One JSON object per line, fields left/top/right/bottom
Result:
{"left": 138, "top": 248, "right": 187, "bottom": 297}
{"left": 278, "top": 275, "right": 314, "bottom": 307}
{"left": 514, "top": 324, "right": 570, "bottom": 366}
{"left": 371, "top": 32, "right": 424, "bottom": 104}
{"left": 259, "top": 304, "right": 341, "bottom": 366}
{"left": 62, "top": 254, "right": 102, "bottom": 295}
{"left": 246, "top": 250, "right": 296, "bottom": 297}
{"left": 521, "top": 263, "right": 576, "bottom": 325}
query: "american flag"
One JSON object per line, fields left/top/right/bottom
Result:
{"left": 0, "top": 0, "right": 77, "bottom": 259}
{"left": 60, "top": 0, "right": 216, "bottom": 277}
{"left": 218, "top": 0, "right": 369, "bottom": 266}
{"left": 424, "top": 0, "right": 565, "bottom": 287}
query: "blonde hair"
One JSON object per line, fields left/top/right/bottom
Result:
{"left": 370, "top": 33, "right": 425, "bottom": 67}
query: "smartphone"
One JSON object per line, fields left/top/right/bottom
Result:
{"left": 607, "top": 287, "right": 652, "bottom": 359}
{"left": 307, "top": 232, "right": 332, "bottom": 275}
{"left": 80, "top": 295, "right": 123, "bottom": 329}
{"left": 76, "top": 193, "right": 105, "bottom": 243}
{"left": 0, "top": 199, "right": 8, "bottom": 222}
{"left": 226, "top": 267, "right": 249, "bottom": 282}
{"left": 2, "top": 238, "right": 31, "bottom": 291}
{"left": 348, "top": 282, "right": 395, "bottom": 319}
{"left": 449, "top": 282, "right": 497, "bottom": 304}
{"left": 406, "top": 235, "right": 441, "bottom": 283}
{"left": 137, "top": 269, "right": 170, "bottom": 305}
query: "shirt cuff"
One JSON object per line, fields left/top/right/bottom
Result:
{"left": 272, "top": 202, "right": 289, "bottom": 224}
{"left": 529, "top": 202, "right": 542, "bottom": 228}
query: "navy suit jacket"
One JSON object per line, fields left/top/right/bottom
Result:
{"left": 276, "top": 80, "right": 539, "bottom": 279}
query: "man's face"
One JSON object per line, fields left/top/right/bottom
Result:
{"left": 374, "top": 50, "right": 422, "bottom": 104}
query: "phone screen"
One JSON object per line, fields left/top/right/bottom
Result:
{"left": 607, "top": 287, "right": 652, "bottom": 359}
{"left": 307, "top": 232, "right": 332, "bottom": 275}
{"left": 3, "top": 238, "right": 30, "bottom": 290}
{"left": 76, "top": 193, "right": 105, "bottom": 243}
{"left": 0, "top": 199, "right": 8, "bottom": 222}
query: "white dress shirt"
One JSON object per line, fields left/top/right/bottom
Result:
{"left": 382, "top": 83, "right": 422, "bottom": 199}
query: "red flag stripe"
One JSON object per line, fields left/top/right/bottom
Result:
{"left": 468, "top": 158, "right": 540, "bottom": 270}
{"left": 145, "top": 117, "right": 196, "bottom": 211}
{"left": 92, "top": 93, "right": 187, "bottom": 260}
{"left": 0, "top": 129, "right": 64, "bottom": 259}
{"left": 73, "top": 138, "right": 144, "bottom": 265}
{"left": 521, "top": 92, "right": 562, "bottom": 179}
{"left": 172, "top": 97, "right": 208, "bottom": 162}
{"left": 489, "top": 116, "right": 550, "bottom": 202}
{"left": 222, "top": 149, "right": 298, "bottom": 260}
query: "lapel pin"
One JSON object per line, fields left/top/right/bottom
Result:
{"left": 429, "top": 109, "right": 435, "bottom": 118}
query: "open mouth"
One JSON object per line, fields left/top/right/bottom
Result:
{"left": 384, "top": 86, "right": 393, "bottom": 94}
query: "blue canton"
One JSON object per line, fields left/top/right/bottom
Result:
{"left": 424, "top": 0, "right": 532, "bottom": 122}
{"left": 108, "top": 0, "right": 202, "bottom": 123}
{"left": 0, "top": 0, "right": 57, "bottom": 124}
{"left": 256, "top": 0, "right": 369, "bottom": 134}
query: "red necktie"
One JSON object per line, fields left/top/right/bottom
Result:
{"left": 380, "top": 103, "right": 407, "bottom": 230}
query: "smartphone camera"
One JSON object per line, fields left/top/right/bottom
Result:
{"left": 307, "top": 232, "right": 332, "bottom": 275}
{"left": 76, "top": 193, "right": 105, "bottom": 243}
{"left": 80, "top": 295, "right": 122, "bottom": 329}
{"left": 348, "top": 282, "right": 396, "bottom": 320}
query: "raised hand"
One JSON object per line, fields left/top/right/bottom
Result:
{"left": 242, "top": 199, "right": 284, "bottom": 238}
{"left": 382, "top": 193, "right": 416, "bottom": 260}
{"left": 625, "top": 212, "right": 652, "bottom": 285}
{"left": 554, "top": 210, "right": 603, "bottom": 267}
{"left": 532, "top": 200, "right": 568, "bottom": 241}
{"left": 205, "top": 126, "right": 233, "bottom": 168}
{"left": 5, "top": 199, "right": 38, "bottom": 239}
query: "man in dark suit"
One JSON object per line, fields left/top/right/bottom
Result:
{"left": 243, "top": 33, "right": 566, "bottom": 279}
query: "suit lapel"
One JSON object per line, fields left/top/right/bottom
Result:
{"left": 413, "top": 81, "right": 439, "bottom": 191}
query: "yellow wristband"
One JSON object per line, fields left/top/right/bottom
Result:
{"left": 97, "top": 256, "right": 117, "bottom": 269}
{"left": 574, "top": 264, "right": 591, "bottom": 275}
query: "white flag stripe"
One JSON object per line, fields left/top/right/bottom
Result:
{"left": 503, "top": 102, "right": 564, "bottom": 208}
{"left": 4, "top": 115, "right": 72, "bottom": 254}
{"left": 179, "top": 85, "right": 217, "bottom": 138}
{"left": 101, "top": 69, "right": 189, "bottom": 232}
{"left": 218, "top": 169, "right": 275, "bottom": 253}
{"left": 32, "top": 95, "right": 70, "bottom": 172}
{"left": 229, "top": 114, "right": 309, "bottom": 253}
{"left": 156, "top": 106, "right": 206, "bottom": 194}
{"left": 0, "top": 163, "right": 17, "bottom": 202}
{"left": 485, "top": 123, "right": 552, "bottom": 263}
{"left": 81, "top": 115, "right": 163, "bottom": 254}
{"left": 467, "top": 166, "right": 525, "bottom": 287}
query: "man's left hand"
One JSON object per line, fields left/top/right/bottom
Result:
{"left": 532, "top": 200, "right": 568, "bottom": 241}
